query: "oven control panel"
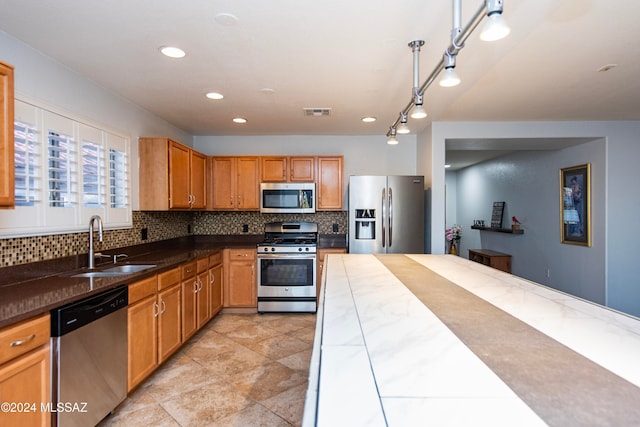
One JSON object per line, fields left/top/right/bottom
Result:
{"left": 258, "top": 245, "right": 316, "bottom": 254}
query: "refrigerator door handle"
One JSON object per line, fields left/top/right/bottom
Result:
{"left": 381, "top": 188, "right": 386, "bottom": 247}
{"left": 388, "top": 187, "right": 393, "bottom": 247}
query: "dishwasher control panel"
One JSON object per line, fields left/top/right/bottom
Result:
{"left": 50, "top": 285, "right": 128, "bottom": 337}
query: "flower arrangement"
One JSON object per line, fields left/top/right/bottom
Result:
{"left": 445, "top": 224, "right": 462, "bottom": 242}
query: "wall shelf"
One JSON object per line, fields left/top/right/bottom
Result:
{"left": 471, "top": 225, "right": 524, "bottom": 235}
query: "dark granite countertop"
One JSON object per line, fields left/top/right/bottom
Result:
{"left": 0, "top": 234, "right": 347, "bottom": 328}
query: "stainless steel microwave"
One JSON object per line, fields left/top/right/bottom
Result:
{"left": 260, "top": 182, "right": 316, "bottom": 213}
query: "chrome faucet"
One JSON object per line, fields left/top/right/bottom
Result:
{"left": 88, "top": 215, "right": 104, "bottom": 269}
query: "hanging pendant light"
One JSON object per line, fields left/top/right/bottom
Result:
{"left": 480, "top": 0, "right": 511, "bottom": 41}
{"left": 439, "top": 51, "right": 461, "bottom": 87}
{"left": 397, "top": 112, "right": 410, "bottom": 134}
{"left": 408, "top": 40, "right": 428, "bottom": 119}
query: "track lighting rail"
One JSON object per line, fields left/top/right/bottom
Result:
{"left": 387, "top": 0, "right": 508, "bottom": 141}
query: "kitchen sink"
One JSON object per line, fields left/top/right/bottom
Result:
{"left": 102, "top": 264, "right": 156, "bottom": 274}
{"left": 71, "top": 264, "right": 156, "bottom": 278}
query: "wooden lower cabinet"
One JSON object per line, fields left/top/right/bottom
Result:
{"left": 181, "top": 262, "right": 198, "bottom": 342}
{"left": 196, "top": 257, "right": 210, "bottom": 329}
{"left": 127, "top": 293, "right": 157, "bottom": 391}
{"left": 208, "top": 251, "right": 224, "bottom": 319}
{"left": 224, "top": 248, "right": 256, "bottom": 308}
{"left": 0, "top": 313, "right": 50, "bottom": 427}
{"left": 128, "top": 269, "right": 182, "bottom": 392}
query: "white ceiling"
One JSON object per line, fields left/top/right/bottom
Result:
{"left": 1, "top": 0, "right": 639, "bottom": 164}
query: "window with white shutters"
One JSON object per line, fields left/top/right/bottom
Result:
{"left": 48, "top": 130, "right": 77, "bottom": 208}
{"left": 14, "top": 119, "right": 39, "bottom": 207}
{"left": 0, "top": 97, "right": 132, "bottom": 237}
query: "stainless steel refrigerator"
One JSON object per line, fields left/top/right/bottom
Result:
{"left": 349, "top": 175, "right": 425, "bottom": 254}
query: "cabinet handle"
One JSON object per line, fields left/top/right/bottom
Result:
{"left": 153, "top": 301, "right": 160, "bottom": 318}
{"left": 198, "top": 278, "right": 203, "bottom": 292}
{"left": 237, "top": 195, "right": 241, "bottom": 207}
{"left": 193, "top": 279, "right": 200, "bottom": 293}
{"left": 10, "top": 334, "right": 36, "bottom": 347}
{"left": 160, "top": 299, "right": 167, "bottom": 314}
{"left": 210, "top": 271, "right": 215, "bottom": 284}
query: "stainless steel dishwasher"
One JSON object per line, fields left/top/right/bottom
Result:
{"left": 50, "top": 285, "right": 128, "bottom": 427}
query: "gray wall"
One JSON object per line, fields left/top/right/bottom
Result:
{"left": 426, "top": 121, "right": 640, "bottom": 317}
{"left": 452, "top": 140, "right": 606, "bottom": 305}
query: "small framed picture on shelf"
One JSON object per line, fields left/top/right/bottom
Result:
{"left": 560, "top": 164, "right": 591, "bottom": 246}
{"left": 491, "top": 201, "right": 505, "bottom": 229}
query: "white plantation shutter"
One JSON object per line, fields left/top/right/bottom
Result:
{"left": 14, "top": 118, "right": 39, "bottom": 207}
{"left": 0, "top": 98, "right": 132, "bottom": 237}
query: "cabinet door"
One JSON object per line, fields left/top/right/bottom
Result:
{"left": 0, "top": 344, "right": 50, "bottom": 427}
{"left": 210, "top": 157, "right": 235, "bottom": 209}
{"left": 236, "top": 157, "right": 260, "bottom": 209}
{"left": 261, "top": 157, "right": 287, "bottom": 182}
{"left": 0, "top": 61, "right": 14, "bottom": 208}
{"left": 196, "top": 270, "right": 209, "bottom": 329}
{"left": 190, "top": 150, "right": 207, "bottom": 209}
{"left": 209, "top": 263, "right": 223, "bottom": 318}
{"left": 181, "top": 277, "right": 198, "bottom": 342}
{"left": 168, "top": 140, "right": 191, "bottom": 209}
{"left": 127, "top": 295, "right": 157, "bottom": 392}
{"left": 157, "top": 284, "right": 181, "bottom": 363}
{"left": 227, "top": 261, "right": 256, "bottom": 307}
{"left": 290, "top": 156, "right": 315, "bottom": 181}
{"left": 317, "top": 156, "right": 343, "bottom": 210}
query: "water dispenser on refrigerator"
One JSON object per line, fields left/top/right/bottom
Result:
{"left": 354, "top": 209, "right": 375, "bottom": 240}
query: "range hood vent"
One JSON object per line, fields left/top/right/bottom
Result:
{"left": 303, "top": 108, "right": 331, "bottom": 117}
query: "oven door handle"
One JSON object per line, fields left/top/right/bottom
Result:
{"left": 257, "top": 253, "right": 317, "bottom": 259}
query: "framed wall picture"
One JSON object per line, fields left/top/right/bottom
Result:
{"left": 560, "top": 164, "right": 591, "bottom": 246}
{"left": 491, "top": 201, "right": 505, "bottom": 228}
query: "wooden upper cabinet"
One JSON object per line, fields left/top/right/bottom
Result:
{"left": 289, "top": 156, "right": 315, "bottom": 181}
{"left": 261, "top": 157, "right": 287, "bottom": 182}
{"left": 317, "top": 156, "right": 343, "bottom": 210}
{"left": 261, "top": 156, "right": 315, "bottom": 182}
{"left": 209, "top": 156, "right": 259, "bottom": 210}
{"left": 0, "top": 61, "right": 15, "bottom": 208}
{"left": 139, "top": 137, "right": 207, "bottom": 210}
{"left": 190, "top": 150, "right": 207, "bottom": 209}
{"left": 168, "top": 141, "right": 190, "bottom": 209}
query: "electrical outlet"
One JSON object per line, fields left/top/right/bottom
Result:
{"left": 332, "top": 223, "right": 339, "bottom": 232}
{"left": 242, "top": 224, "right": 249, "bottom": 233}
{"left": 187, "top": 224, "right": 192, "bottom": 234}
{"left": 141, "top": 228, "right": 148, "bottom": 240}
{"left": 546, "top": 268, "right": 551, "bottom": 278}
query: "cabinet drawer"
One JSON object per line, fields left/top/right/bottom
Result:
{"left": 158, "top": 267, "right": 181, "bottom": 291}
{"left": 129, "top": 275, "right": 158, "bottom": 304}
{"left": 182, "top": 261, "right": 197, "bottom": 279}
{"left": 209, "top": 251, "right": 222, "bottom": 266}
{"left": 0, "top": 313, "right": 50, "bottom": 365}
{"left": 228, "top": 248, "right": 256, "bottom": 260}
{"left": 197, "top": 257, "right": 209, "bottom": 273}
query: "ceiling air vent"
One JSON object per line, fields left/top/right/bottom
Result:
{"left": 303, "top": 108, "right": 331, "bottom": 117}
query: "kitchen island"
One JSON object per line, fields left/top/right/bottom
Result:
{"left": 304, "top": 254, "right": 640, "bottom": 426}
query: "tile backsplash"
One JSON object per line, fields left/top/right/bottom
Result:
{"left": 0, "top": 210, "right": 347, "bottom": 267}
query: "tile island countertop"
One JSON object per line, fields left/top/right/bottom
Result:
{"left": 304, "top": 254, "right": 640, "bottom": 427}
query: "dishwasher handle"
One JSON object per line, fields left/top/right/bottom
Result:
{"left": 51, "top": 285, "right": 128, "bottom": 337}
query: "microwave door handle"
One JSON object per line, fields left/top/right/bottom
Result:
{"left": 388, "top": 187, "right": 393, "bottom": 248}
{"left": 381, "top": 188, "right": 386, "bottom": 247}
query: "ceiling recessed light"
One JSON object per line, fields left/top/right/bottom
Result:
{"left": 232, "top": 117, "right": 247, "bottom": 124}
{"left": 214, "top": 12, "right": 239, "bottom": 26}
{"left": 361, "top": 117, "right": 376, "bottom": 123}
{"left": 205, "top": 92, "right": 224, "bottom": 100}
{"left": 597, "top": 64, "right": 617, "bottom": 72}
{"left": 444, "top": 164, "right": 452, "bottom": 168}
{"left": 159, "top": 46, "right": 186, "bottom": 58}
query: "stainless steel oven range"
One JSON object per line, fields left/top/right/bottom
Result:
{"left": 257, "top": 221, "right": 317, "bottom": 313}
